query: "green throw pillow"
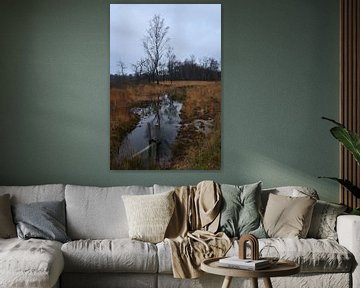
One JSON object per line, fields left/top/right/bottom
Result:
{"left": 218, "top": 182, "right": 266, "bottom": 238}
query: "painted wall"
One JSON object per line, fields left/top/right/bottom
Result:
{"left": 0, "top": 0, "right": 340, "bottom": 202}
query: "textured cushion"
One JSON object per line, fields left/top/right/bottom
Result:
{"left": 307, "top": 200, "right": 347, "bottom": 240}
{"left": 122, "top": 191, "right": 175, "bottom": 243}
{"left": 228, "top": 238, "right": 353, "bottom": 273}
{"left": 0, "top": 194, "right": 16, "bottom": 238}
{"left": 263, "top": 193, "right": 316, "bottom": 238}
{"left": 0, "top": 238, "right": 64, "bottom": 288}
{"left": 65, "top": 185, "right": 153, "bottom": 239}
{"left": 218, "top": 182, "right": 266, "bottom": 238}
{"left": 61, "top": 239, "right": 158, "bottom": 273}
{"left": 12, "top": 200, "right": 70, "bottom": 243}
{"left": 158, "top": 237, "right": 353, "bottom": 274}
{"left": 0, "top": 184, "right": 65, "bottom": 204}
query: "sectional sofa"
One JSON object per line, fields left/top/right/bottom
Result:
{"left": 0, "top": 183, "right": 359, "bottom": 288}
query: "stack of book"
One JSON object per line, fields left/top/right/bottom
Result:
{"left": 218, "top": 257, "right": 271, "bottom": 270}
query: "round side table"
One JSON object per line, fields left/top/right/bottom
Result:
{"left": 201, "top": 257, "right": 300, "bottom": 288}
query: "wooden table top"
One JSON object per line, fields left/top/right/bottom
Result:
{"left": 201, "top": 257, "right": 300, "bottom": 278}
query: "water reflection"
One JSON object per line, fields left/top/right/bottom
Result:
{"left": 118, "top": 95, "right": 182, "bottom": 168}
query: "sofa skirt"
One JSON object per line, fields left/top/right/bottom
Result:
{"left": 60, "top": 273, "right": 157, "bottom": 288}
{"left": 60, "top": 272, "right": 351, "bottom": 288}
{"left": 157, "top": 272, "right": 351, "bottom": 288}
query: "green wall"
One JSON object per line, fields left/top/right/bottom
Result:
{"left": 0, "top": 0, "right": 340, "bottom": 202}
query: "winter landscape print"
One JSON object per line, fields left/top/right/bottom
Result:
{"left": 110, "top": 4, "right": 221, "bottom": 170}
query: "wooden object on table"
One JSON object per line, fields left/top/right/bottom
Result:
{"left": 201, "top": 257, "right": 300, "bottom": 288}
{"left": 238, "top": 234, "right": 259, "bottom": 260}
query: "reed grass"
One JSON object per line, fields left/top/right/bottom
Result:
{"left": 110, "top": 81, "right": 221, "bottom": 169}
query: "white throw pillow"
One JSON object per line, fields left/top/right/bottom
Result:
{"left": 122, "top": 191, "right": 175, "bottom": 243}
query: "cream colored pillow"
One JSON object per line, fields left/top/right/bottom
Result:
{"left": 122, "top": 191, "right": 175, "bottom": 243}
{"left": 263, "top": 193, "right": 316, "bottom": 238}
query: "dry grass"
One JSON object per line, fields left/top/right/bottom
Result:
{"left": 170, "top": 82, "right": 221, "bottom": 169}
{"left": 110, "top": 81, "right": 221, "bottom": 170}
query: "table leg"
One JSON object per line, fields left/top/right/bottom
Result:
{"left": 263, "top": 277, "right": 273, "bottom": 288}
{"left": 251, "top": 278, "right": 258, "bottom": 288}
{"left": 221, "top": 276, "right": 233, "bottom": 288}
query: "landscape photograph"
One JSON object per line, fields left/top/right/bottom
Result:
{"left": 110, "top": 4, "right": 221, "bottom": 170}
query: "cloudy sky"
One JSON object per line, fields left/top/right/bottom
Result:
{"left": 110, "top": 4, "right": 221, "bottom": 74}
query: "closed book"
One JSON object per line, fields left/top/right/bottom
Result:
{"left": 218, "top": 257, "right": 271, "bottom": 270}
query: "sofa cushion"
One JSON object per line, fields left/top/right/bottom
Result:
{"left": 263, "top": 194, "right": 316, "bottom": 238}
{"left": 233, "top": 238, "right": 353, "bottom": 273}
{"left": 65, "top": 185, "right": 153, "bottom": 239}
{"left": 157, "top": 237, "right": 353, "bottom": 274}
{"left": 218, "top": 182, "right": 266, "bottom": 238}
{"left": 261, "top": 238, "right": 353, "bottom": 273}
{"left": 261, "top": 186, "right": 319, "bottom": 213}
{"left": 61, "top": 239, "right": 158, "bottom": 273}
{"left": 0, "top": 184, "right": 65, "bottom": 204}
{"left": 0, "top": 238, "right": 64, "bottom": 288}
{"left": 12, "top": 200, "right": 70, "bottom": 243}
{"left": 156, "top": 240, "right": 173, "bottom": 274}
{"left": 122, "top": 191, "right": 175, "bottom": 243}
{"left": 307, "top": 200, "right": 347, "bottom": 240}
{"left": 0, "top": 194, "right": 16, "bottom": 238}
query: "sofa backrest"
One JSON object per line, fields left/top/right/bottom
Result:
{"left": 261, "top": 186, "right": 319, "bottom": 213}
{"left": 0, "top": 184, "right": 65, "bottom": 204}
{"left": 153, "top": 184, "right": 176, "bottom": 194}
{"left": 65, "top": 184, "right": 153, "bottom": 240}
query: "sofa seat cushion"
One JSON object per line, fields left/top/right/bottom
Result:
{"left": 231, "top": 238, "right": 353, "bottom": 273}
{"left": 61, "top": 239, "right": 158, "bottom": 273}
{"left": 157, "top": 238, "right": 353, "bottom": 274}
{"left": 0, "top": 238, "right": 64, "bottom": 288}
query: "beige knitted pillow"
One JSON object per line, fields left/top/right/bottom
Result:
{"left": 122, "top": 191, "right": 175, "bottom": 243}
{"left": 263, "top": 193, "right": 316, "bottom": 238}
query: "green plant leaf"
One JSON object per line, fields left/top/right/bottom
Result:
{"left": 318, "top": 177, "right": 360, "bottom": 198}
{"left": 322, "top": 117, "right": 360, "bottom": 165}
{"left": 351, "top": 208, "right": 360, "bottom": 215}
{"left": 330, "top": 127, "right": 360, "bottom": 165}
{"left": 322, "top": 116, "right": 344, "bottom": 127}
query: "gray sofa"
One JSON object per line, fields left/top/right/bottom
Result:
{"left": 0, "top": 184, "right": 359, "bottom": 288}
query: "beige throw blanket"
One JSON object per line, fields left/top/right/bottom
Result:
{"left": 165, "top": 181, "right": 231, "bottom": 279}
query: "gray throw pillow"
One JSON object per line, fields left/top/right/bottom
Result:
{"left": 307, "top": 200, "right": 347, "bottom": 240}
{"left": 12, "top": 200, "right": 70, "bottom": 243}
{"left": 0, "top": 194, "right": 17, "bottom": 238}
{"left": 218, "top": 182, "right": 266, "bottom": 238}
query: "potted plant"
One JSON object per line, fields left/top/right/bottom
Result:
{"left": 320, "top": 117, "right": 360, "bottom": 215}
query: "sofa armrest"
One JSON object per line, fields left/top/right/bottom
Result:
{"left": 337, "top": 215, "right": 360, "bottom": 288}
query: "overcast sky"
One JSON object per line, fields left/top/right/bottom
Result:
{"left": 110, "top": 4, "right": 221, "bottom": 74}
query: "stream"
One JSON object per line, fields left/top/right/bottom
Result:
{"left": 118, "top": 94, "right": 183, "bottom": 169}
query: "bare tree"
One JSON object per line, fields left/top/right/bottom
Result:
{"left": 117, "top": 60, "right": 127, "bottom": 76}
{"left": 166, "top": 46, "right": 176, "bottom": 83}
{"left": 132, "top": 58, "right": 146, "bottom": 81}
{"left": 143, "top": 15, "right": 169, "bottom": 84}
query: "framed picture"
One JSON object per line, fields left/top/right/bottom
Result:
{"left": 110, "top": 4, "right": 221, "bottom": 170}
